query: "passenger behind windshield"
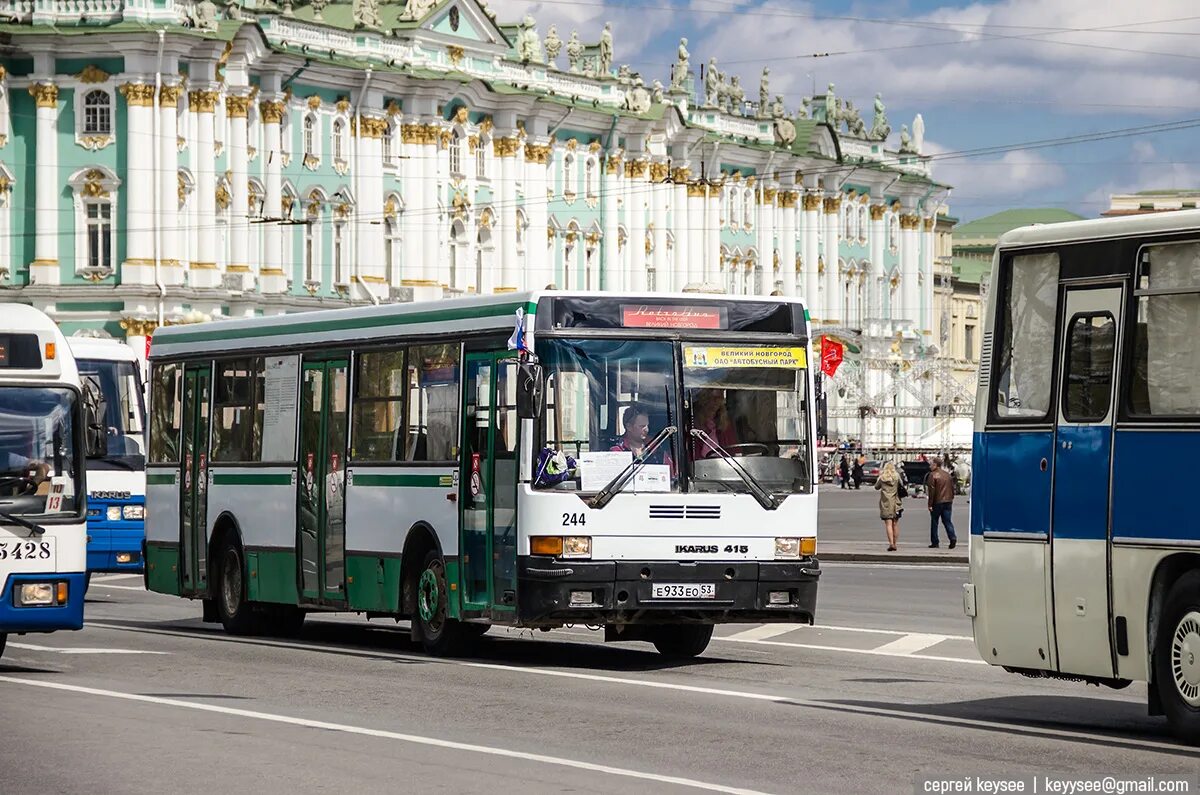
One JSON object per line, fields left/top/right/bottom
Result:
{"left": 690, "top": 389, "right": 738, "bottom": 459}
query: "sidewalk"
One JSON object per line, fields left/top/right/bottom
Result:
{"left": 818, "top": 540, "right": 968, "bottom": 565}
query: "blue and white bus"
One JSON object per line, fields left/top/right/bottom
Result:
{"left": 966, "top": 210, "right": 1200, "bottom": 745}
{"left": 0, "top": 306, "right": 91, "bottom": 659}
{"left": 68, "top": 336, "right": 147, "bottom": 574}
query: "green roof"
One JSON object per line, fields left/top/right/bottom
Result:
{"left": 1135, "top": 189, "right": 1200, "bottom": 196}
{"left": 955, "top": 208, "right": 1085, "bottom": 241}
{"left": 952, "top": 256, "right": 991, "bottom": 286}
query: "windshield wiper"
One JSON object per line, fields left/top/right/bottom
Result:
{"left": 588, "top": 425, "right": 678, "bottom": 510}
{"left": 0, "top": 508, "right": 46, "bottom": 537}
{"left": 689, "top": 428, "right": 780, "bottom": 511}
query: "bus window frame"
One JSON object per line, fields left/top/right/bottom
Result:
{"left": 1060, "top": 310, "right": 1117, "bottom": 425}
{"left": 1119, "top": 238, "right": 1200, "bottom": 424}
{"left": 210, "top": 356, "right": 266, "bottom": 465}
{"left": 149, "top": 361, "right": 184, "bottom": 465}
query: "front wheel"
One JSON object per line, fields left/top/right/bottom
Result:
{"left": 1153, "top": 570, "right": 1200, "bottom": 746}
{"left": 0, "top": 632, "right": 7, "bottom": 659}
{"left": 216, "top": 536, "right": 262, "bottom": 636}
{"left": 652, "top": 624, "right": 714, "bottom": 659}
{"left": 415, "top": 550, "right": 471, "bottom": 656}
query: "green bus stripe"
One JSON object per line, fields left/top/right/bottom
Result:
{"left": 211, "top": 472, "right": 293, "bottom": 486}
{"left": 147, "top": 472, "right": 176, "bottom": 485}
{"left": 159, "top": 301, "right": 538, "bottom": 346}
{"left": 352, "top": 473, "right": 452, "bottom": 488}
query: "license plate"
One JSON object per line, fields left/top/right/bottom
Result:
{"left": 651, "top": 583, "right": 716, "bottom": 600}
{"left": 0, "top": 537, "right": 56, "bottom": 571}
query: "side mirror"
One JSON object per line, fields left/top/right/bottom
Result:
{"left": 82, "top": 376, "right": 108, "bottom": 459}
{"left": 515, "top": 362, "right": 545, "bottom": 420}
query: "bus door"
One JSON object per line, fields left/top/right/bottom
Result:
{"left": 297, "top": 357, "right": 349, "bottom": 606}
{"left": 459, "top": 352, "right": 519, "bottom": 616}
{"left": 179, "top": 363, "right": 211, "bottom": 596}
{"left": 1050, "top": 285, "right": 1123, "bottom": 678}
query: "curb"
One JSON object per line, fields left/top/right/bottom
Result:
{"left": 821, "top": 552, "right": 968, "bottom": 564}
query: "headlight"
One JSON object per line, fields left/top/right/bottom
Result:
{"left": 562, "top": 536, "right": 592, "bottom": 559}
{"left": 15, "top": 583, "right": 62, "bottom": 606}
{"left": 106, "top": 506, "right": 121, "bottom": 521}
{"left": 774, "top": 537, "right": 801, "bottom": 559}
{"left": 122, "top": 505, "right": 145, "bottom": 521}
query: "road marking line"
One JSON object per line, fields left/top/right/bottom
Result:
{"left": 722, "top": 625, "right": 802, "bottom": 642}
{"left": 79, "top": 623, "right": 1183, "bottom": 753}
{"left": 8, "top": 642, "right": 168, "bottom": 655}
{"left": 869, "top": 633, "right": 947, "bottom": 656}
{"left": 93, "top": 574, "right": 143, "bottom": 582}
{"left": 0, "top": 675, "right": 769, "bottom": 795}
{"left": 820, "top": 561, "right": 967, "bottom": 571}
{"left": 90, "top": 583, "right": 149, "bottom": 592}
{"left": 806, "top": 623, "right": 972, "bottom": 641}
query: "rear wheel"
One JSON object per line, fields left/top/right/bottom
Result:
{"left": 216, "top": 536, "right": 263, "bottom": 636}
{"left": 652, "top": 624, "right": 714, "bottom": 659}
{"left": 1153, "top": 570, "right": 1200, "bottom": 746}
{"left": 415, "top": 550, "right": 471, "bottom": 656}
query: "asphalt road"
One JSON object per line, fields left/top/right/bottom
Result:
{"left": 817, "top": 484, "right": 971, "bottom": 546}
{"left": 2, "top": 557, "right": 1193, "bottom": 795}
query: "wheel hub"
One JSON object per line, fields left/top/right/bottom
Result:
{"left": 1170, "top": 610, "right": 1200, "bottom": 706}
{"left": 222, "top": 550, "right": 241, "bottom": 616}
{"left": 417, "top": 568, "right": 440, "bottom": 624}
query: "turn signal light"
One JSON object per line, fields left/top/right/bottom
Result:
{"left": 800, "top": 537, "right": 817, "bottom": 556}
{"left": 530, "top": 536, "right": 563, "bottom": 556}
{"left": 56, "top": 582, "right": 68, "bottom": 604}
{"left": 44, "top": 342, "right": 56, "bottom": 360}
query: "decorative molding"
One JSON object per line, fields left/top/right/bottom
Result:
{"left": 454, "top": 105, "right": 469, "bottom": 124}
{"left": 28, "top": 83, "right": 58, "bottom": 108}
{"left": 478, "top": 117, "right": 493, "bottom": 136}
{"left": 823, "top": 196, "right": 841, "bottom": 214}
{"left": 225, "top": 94, "right": 252, "bottom": 118}
{"left": 922, "top": 217, "right": 935, "bottom": 232}
{"left": 670, "top": 166, "right": 690, "bottom": 183}
{"left": 359, "top": 116, "right": 389, "bottom": 138}
{"left": 493, "top": 137, "right": 519, "bottom": 157}
{"left": 524, "top": 143, "right": 551, "bottom": 163}
{"left": 900, "top": 213, "right": 920, "bottom": 230}
{"left": 259, "top": 100, "right": 285, "bottom": 123}
{"left": 778, "top": 191, "right": 799, "bottom": 209}
{"left": 760, "top": 188, "right": 777, "bottom": 204}
{"left": 801, "top": 192, "right": 822, "bottom": 211}
{"left": 76, "top": 65, "right": 110, "bottom": 84}
{"left": 159, "top": 84, "right": 182, "bottom": 107}
{"left": 386, "top": 100, "right": 402, "bottom": 117}
{"left": 384, "top": 197, "right": 399, "bottom": 218}
{"left": 336, "top": 98, "right": 351, "bottom": 114}
{"left": 303, "top": 154, "right": 320, "bottom": 171}
{"left": 307, "top": 94, "right": 323, "bottom": 110}
{"left": 188, "top": 90, "right": 219, "bottom": 113}
{"left": 686, "top": 181, "right": 707, "bottom": 198}
{"left": 119, "top": 83, "right": 156, "bottom": 107}
{"left": 870, "top": 204, "right": 886, "bottom": 221}
{"left": 605, "top": 155, "right": 621, "bottom": 175}
{"left": 215, "top": 182, "right": 231, "bottom": 210}
{"left": 77, "top": 135, "right": 114, "bottom": 151}
{"left": 625, "top": 159, "right": 648, "bottom": 179}
{"left": 588, "top": 140, "right": 602, "bottom": 154}
{"left": 565, "top": 138, "right": 578, "bottom": 151}
{"left": 81, "top": 169, "right": 111, "bottom": 199}
{"left": 648, "top": 162, "right": 669, "bottom": 183}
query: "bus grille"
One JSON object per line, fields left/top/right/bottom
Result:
{"left": 978, "top": 331, "right": 993, "bottom": 393}
{"left": 648, "top": 505, "right": 721, "bottom": 520}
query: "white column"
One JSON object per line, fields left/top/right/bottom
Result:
{"left": 802, "top": 193, "right": 820, "bottom": 306}
{"left": 260, "top": 99, "right": 286, "bottom": 294}
{"left": 159, "top": 84, "right": 183, "bottom": 287}
{"left": 190, "top": 89, "right": 219, "bottom": 287}
{"left": 525, "top": 142, "right": 552, "bottom": 289}
{"left": 627, "top": 160, "right": 647, "bottom": 292}
{"left": 498, "top": 135, "right": 520, "bottom": 291}
{"left": 901, "top": 212, "right": 919, "bottom": 325}
{"left": 758, "top": 189, "right": 775, "bottom": 296}
{"left": 424, "top": 123, "right": 442, "bottom": 289}
{"left": 706, "top": 186, "right": 720, "bottom": 286}
{"left": 401, "top": 121, "right": 422, "bottom": 287}
{"left": 671, "top": 167, "right": 689, "bottom": 292}
{"left": 687, "top": 184, "right": 704, "bottom": 287}
{"left": 650, "top": 162, "right": 668, "bottom": 292}
{"left": 119, "top": 82, "right": 156, "bottom": 284}
{"left": 779, "top": 191, "right": 797, "bottom": 298}
{"left": 226, "top": 92, "right": 251, "bottom": 288}
{"left": 922, "top": 215, "right": 936, "bottom": 338}
{"left": 868, "top": 203, "right": 885, "bottom": 319}
{"left": 601, "top": 156, "right": 620, "bottom": 291}
{"left": 823, "top": 195, "right": 840, "bottom": 323}
{"left": 358, "top": 114, "right": 386, "bottom": 294}
{"left": 29, "top": 83, "right": 58, "bottom": 284}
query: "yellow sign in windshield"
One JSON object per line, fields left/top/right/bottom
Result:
{"left": 684, "top": 346, "right": 808, "bottom": 369}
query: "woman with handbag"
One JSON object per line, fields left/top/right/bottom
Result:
{"left": 875, "top": 461, "right": 905, "bottom": 551}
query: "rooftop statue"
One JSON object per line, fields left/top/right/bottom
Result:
{"left": 823, "top": 83, "right": 836, "bottom": 125}
{"left": 310, "top": 0, "right": 328, "bottom": 20}
{"left": 565, "top": 30, "right": 584, "bottom": 73}
{"left": 401, "top": 0, "right": 439, "bottom": 22}
{"left": 728, "top": 75, "right": 745, "bottom": 116}
{"left": 353, "top": 0, "right": 382, "bottom": 31}
{"left": 704, "top": 57, "right": 720, "bottom": 108}
{"left": 898, "top": 124, "right": 915, "bottom": 154}
{"left": 758, "top": 67, "right": 770, "bottom": 119}
{"left": 912, "top": 113, "right": 925, "bottom": 155}
{"left": 626, "top": 76, "right": 652, "bottom": 114}
{"left": 617, "top": 64, "right": 632, "bottom": 85}
{"left": 870, "top": 92, "right": 891, "bottom": 141}
{"left": 189, "top": 0, "right": 220, "bottom": 31}
{"left": 652, "top": 79, "right": 664, "bottom": 103}
{"left": 843, "top": 99, "right": 865, "bottom": 137}
{"left": 544, "top": 25, "right": 562, "bottom": 67}
{"left": 518, "top": 15, "right": 544, "bottom": 64}
{"left": 598, "top": 22, "right": 614, "bottom": 76}
{"left": 670, "top": 38, "right": 690, "bottom": 91}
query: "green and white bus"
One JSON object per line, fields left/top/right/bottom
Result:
{"left": 144, "top": 291, "right": 819, "bottom": 658}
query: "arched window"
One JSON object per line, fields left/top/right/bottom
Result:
{"left": 83, "top": 90, "right": 111, "bottom": 135}
{"left": 382, "top": 120, "right": 394, "bottom": 164}
{"left": 333, "top": 219, "right": 346, "bottom": 283}
{"left": 731, "top": 189, "right": 742, "bottom": 229}
{"left": 303, "top": 114, "right": 318, "bottom": 157}
{"left": 859, "top": 205, "right": 869, "bottom": 242}
{"left": 305, "top": 193, "right": 322, "bottom": 283}
{"left": 449, "top": 128, "right": 463, "bottom": 175}
{"left": 743, "top": 189, "right": 754, "bottom": 228}
{"left": 845, "top": 202, "right": 855, "bottom": 240}
{"left": 68, "top": 167, "right": 121, "bottom": 279}
{"left": 332, "top": 118, "right": 346, "bottom": 161}
{"left": 476, "top": 135, "right": 489, "bottom": 179}
{"left": 585, "top": 157, "right": 596, "bottom": 198}
{"left": 562, "top": 154, "right": 575, "bottom": 197}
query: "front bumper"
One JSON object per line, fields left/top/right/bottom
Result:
{"left": 86, "top": 526, "right": 145, "bottom": 573}
{"left": 517, "top": 557, "right": 820, "bottom": 626}
{"left": 0, "top": 572, "right": 87, "bottom": 633}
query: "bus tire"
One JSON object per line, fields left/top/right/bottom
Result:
{"left": 216, "top": 535, "right": 261, "bottom": 636}
{"left": 0, "top": 632, "right": 6, "bottom": 659}
{"left": 1153, "top": 570, "right": 1200, "bottom": 746}
{"left": 652, "top": 624, "right": 714, "bottom": 659}
{"left": 415, "top": 549, "right": 469, "bottom": 656}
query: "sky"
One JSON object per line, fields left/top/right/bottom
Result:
{"left": 495, "top": 0, "right": 1200, "bottom": 223}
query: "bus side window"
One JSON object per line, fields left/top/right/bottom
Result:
{"left": 149, "top": 362, "right": 182, "bottom": 464}
{"left": 992, "top": 252, "right": 1060, "bottom": 421}
{"left": 1129, "top": 242, "right": 1200, "bottom": 417}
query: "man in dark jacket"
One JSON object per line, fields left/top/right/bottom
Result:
{"left": 926, "top": 456, "right": 957, "bottom": 549}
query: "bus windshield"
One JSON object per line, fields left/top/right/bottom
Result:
{"left": 0, "top": 386, "right": 82, "bottom": 516}
{"left": 76, "top": 358, "right": 146, "bottom": 471}
{"left": 682, "top": 345, "right": 811, "bottom": 495}
{"left": 537, "top": 338, "right": 681, "bottom": 493}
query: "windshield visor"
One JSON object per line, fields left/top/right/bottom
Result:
{"left": 0, "top": 386, "right": 82, "bottom": 516}
{"left": 536, "top": 338, "right": 680, "bottom": 493}
{"left": 683, "top": 345, "right": 811, "bottom": 495}
{"left": 77, "top": 358, "right": 146, "bottom": 470}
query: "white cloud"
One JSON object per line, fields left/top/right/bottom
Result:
{"left": 927, "top": 144, "right": 1067, "bottom": 200}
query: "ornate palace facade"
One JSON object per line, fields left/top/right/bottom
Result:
{"left": 0, "top": 0, "right": 947, "bottom": 443}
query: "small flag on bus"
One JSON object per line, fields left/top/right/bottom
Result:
{"left": 507, "top": 308, "right": 527, "bottom": 353}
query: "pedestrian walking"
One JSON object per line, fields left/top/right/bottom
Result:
{"left": 852, "top": 456, "right": 864, "bottom": 490}
{"left": 875, "top": 462, "right": 903, "bottom": 551}
{"left": 839, "top": 455, "right": 850, "bottom": 489}
{"left": 926, "top": 455, "right": 957, "bottom": 549}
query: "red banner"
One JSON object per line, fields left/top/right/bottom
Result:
{"left": 820, "top": 337, "right": 844, "bottom": 378}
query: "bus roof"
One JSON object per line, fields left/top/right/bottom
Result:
{"left": 149, "top": 291, "right": 809, "bottom": 360}
{"left": 68, "top": 336, "right": 140, "bottom": 363}
{"left": 996, "top": 208, "right": 1200, "bottom": 250}
{"left": 0, "top": 304, "right": 78, "bottom": 383}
